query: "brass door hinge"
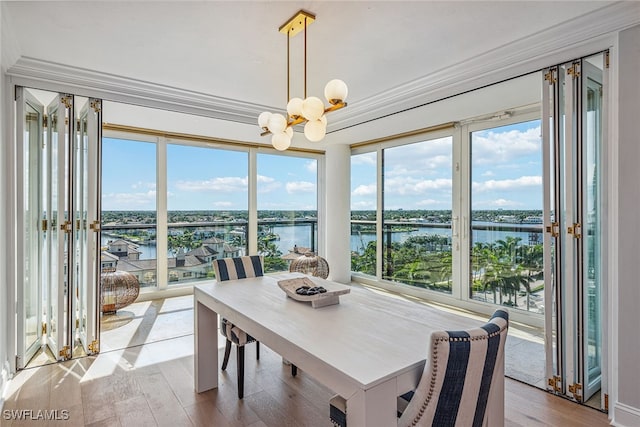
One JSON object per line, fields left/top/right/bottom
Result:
{"left": 546, "top": 222, "right": 559, "bottom": 237}
{"left": 88, "top": 340, "right": 99, "bottom": 354}
{"left": 544, "top": 68, "right": 557, "bottom": 84}
{"left": 43, "top": 115, "right": 48, "bottom": 128}
{"left": 604, "top": 393, "right": 609, "bottom": 411}
{"left": 59, "top": 345, "right": 71, "bottom": 360}
{"left": 42, "top": 219, "right": 48, "bottom": 232}
{"left": 89, "top": 220, "right": 101, "bottom": 232}
{"left": 567, "top": 223, "right": 582, "bottom": 238}
{"left": 41, "top": 322, "right": 47, "bottom": 335}
{"left": 605, "top": 51, "right": 610, "bottom": 69}
{"left": 76, "top": 318, "right": 80, "bottom": 328}
{"left": 568, "top": 382, "right": 583, "bottom": 402}
{"left": 61, "top": 94, "right": 73, "bottom": 109}
{"left": 60, "top": 220, "right": 73, "bottom": 233}
{"left": 567, "top": 63, "right": 581, "bottom": 79}
{"left": 548, "top": 375, "right": 562, "bottom": 393}
{"left": 90, "top": 99, "right": 102, "bottom": 113}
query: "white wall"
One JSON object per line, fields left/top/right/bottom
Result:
{"left": 613, "top": 23, "right": 640, "bottom": 427}
{"left": 324, "top": 145, "right": 351, "bottom": 283}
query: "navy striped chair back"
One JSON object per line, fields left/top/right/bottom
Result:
{"left": 213, "top": 255, "right": 264, "bottom": 282}
{"left": 397, "top": 309, "right": 509, "bottom": 427}
{"left": 329, "top": 310, "right": 508, "bottom": 427}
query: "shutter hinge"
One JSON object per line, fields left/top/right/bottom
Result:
{"left": 568, "top": 383, "right": 583, "bottom": 402}
{"left": 42, "top": 322, "right": 47, "bottom": 334}
{"left": 43, "top": 115, "right": 48, "bottom": 128}
{"left": 90, "top": 99, "right": 102, "bottom": 113}
{"left": 548, "top": 375, "right": 562, "bottom": 393}
{"left": 60, "top": 94, "right": 73, "bottom": 109}
{"left": 567, "top": 223, "right": 582, "bottom": 239}
{"left": 42, "top": 219, "right": 48, "bottom": 232}
{"left": 544, "top": 68, "right": 557, "bottom": 84}
{"left": 59, "top": 345, "right": 71, "bottom": 360}
{"left": 88, "top": 340, "right": 100, "bottom": 354}
{"left": 545, "top": 222, "right": 559, "bottom": 237}
{"left": 89, "top": 220, "right": 101, "bottom": 232}
{"left": 61, "top": 220, "right": 73, "bottom": 233}
{"left": 567, "top": 63, "right": 581, "bottom": 79}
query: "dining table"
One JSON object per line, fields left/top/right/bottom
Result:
{"left": 194, "top": 272, "right": 504, "bottom": 427}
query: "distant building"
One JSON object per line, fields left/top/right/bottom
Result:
{"left": 101, "top": 237, "right": 242, "bottom": 285}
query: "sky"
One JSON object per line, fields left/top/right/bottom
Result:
{"left": 101, "top": 139, "right": 318, "bottom": 211}
{"left": 351, "top": 119, "right": 543, "bottom": 211}
{"left": 102, "top": 119, "right": 542, "bottom": 212}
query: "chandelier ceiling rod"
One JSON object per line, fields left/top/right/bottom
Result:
{"left": 258, "top": 10, "right": 348, "bottom": 151}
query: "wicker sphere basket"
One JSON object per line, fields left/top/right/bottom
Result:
{"left": 101, "top": 270, "right": 140, "bottom": 314}
{"left": 289, "top": 252, "right": 330, "bottom": 279}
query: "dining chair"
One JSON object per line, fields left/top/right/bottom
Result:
{"left": 329, "top": 309, "right": 509, "bottom": 427}
{"left": 213, "top": 255, "right": 264, "bottom": 399}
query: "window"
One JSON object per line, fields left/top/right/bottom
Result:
{"left": 470, "top": 120, "right": 543, "bottom": 312}
{"left": 351, "top": 152, "right": 377, "bottom": 275}
{"left": 257, "top": 153, "right": 318, "bottom": 273}
{"left": 382, "top": 137, "right": 453, "bottom": 293}
{"left": 101, "top": 137, "right": 157, "bottom": 288}
{"left": 167, "top": 144, "right": 248, "bottom": 285}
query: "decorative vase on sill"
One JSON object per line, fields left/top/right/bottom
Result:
{"left": 289, "top": 252, "right": 330, "bottom": 279}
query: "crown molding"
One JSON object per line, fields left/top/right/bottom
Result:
{"left": 329, "top": 1, "right": 640, "bottom": 132}
{"left": 6, "top": 56, "right": 273, "bottom": 125}
{"left": 6, "top": 2, "right": 639, "bottom": 133}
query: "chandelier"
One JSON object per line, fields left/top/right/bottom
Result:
{"left": 258, "top": 10, "right": 348, "bottom": 151}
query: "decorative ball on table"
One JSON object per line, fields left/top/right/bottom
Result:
{"left": 289, "top": 252, "right": 330, "bottom": 279}
{"left": 100, "top": 270, "right": 140, "bottom": 314}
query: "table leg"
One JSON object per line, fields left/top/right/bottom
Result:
{"left": 195, "top": 299, "right": 219, "bottom": 393}
{"left": 346, "top": 378, "right": 397, "bottom": 427}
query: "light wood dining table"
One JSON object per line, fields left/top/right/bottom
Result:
{"left": 194, "top": 272, "right": 504, "bottom": 427}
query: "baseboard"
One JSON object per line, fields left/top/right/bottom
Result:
{"left": 613, "top": 402, "right": 640, "bottom": 426}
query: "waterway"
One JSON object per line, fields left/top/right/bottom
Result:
{"left": 102, "top": 221, "right": 542, "bottom": 260}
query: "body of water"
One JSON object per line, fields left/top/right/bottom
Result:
{"left": 103, "top": 222, "right": 542, "bottom": 260}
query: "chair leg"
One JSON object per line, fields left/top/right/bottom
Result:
{"left": 221, "top": 339, "right": 232, "bottom": 370}
{"left": 256, "top": 341, "right": 260, "bottom": 360}
{"left": 237, "top": 345, "right": 245, "bottom": 399}
{"left": 291, "top": 364, "right": 298, "bottom": 377}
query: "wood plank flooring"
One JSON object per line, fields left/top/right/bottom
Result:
{"left": 1, "top": 335, "right": 610, "bottom": 426}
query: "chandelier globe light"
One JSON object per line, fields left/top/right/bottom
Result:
{"left": 258, "top": 10, "right": 348, "bottom": 150}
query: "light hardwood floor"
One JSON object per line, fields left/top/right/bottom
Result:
{"left": 2, "top": 337, "right": 610, "bottom": 427}
{"left": 2, "top": 294, "right": 610, "bottom": 426}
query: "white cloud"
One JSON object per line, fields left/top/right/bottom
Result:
{"left": 286, "top": 181, "right": 315, "bottom": 194}
{"left": 305, "top": 160, "right": 317, "bottom": 173}
{"left": 472, "top": 126, "right": 541, "bottom": 165}
{"left": 174, "top": 176, "right": 248, "bottom": 192}
{"left": 384, "top": 176, "right": 452, "bottom": 195}
{"left": 415, "top": 199, "right": 449, "bottom": 207}
{"left": 482, "top": 170, "right": 495, "bottom": 177}
{"left": 351, "top": 152, "right": 377, "bottom": 166}
{"left": 472, "top": 175, "right": 541, "bottom": 192}
{"left": 351, "top": 200, "right": 376, "bottom": 210}
{"left": 102, "top": 190, "right": 156, "bottom": 209}
{"left": 352, "top": 184, "right": 376, "bottom": 196}
{"left": 475, "top": 198, "right": 524, "bottom": 208}
{"left": 131, "top": 181, "right": 156, "bottom": 190}
{"left": 212, "top": 201, "right": 233, "bottom": 208}
{"left": 257, "top": 174, "right": 282, "bottom": 193}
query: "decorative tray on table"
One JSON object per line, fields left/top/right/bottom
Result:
{"left": 277, "top": 276, "right": 350, "bottom": 308}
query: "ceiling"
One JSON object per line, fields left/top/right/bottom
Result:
{"left": 2, "top": 1, "right": 626, "bottom": 144}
